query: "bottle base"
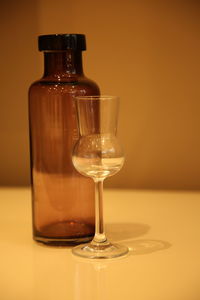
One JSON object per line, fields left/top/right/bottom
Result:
{"left": 33, "top": 220, "right": 94, "bottom": 246}
{"left": 34, "top": 235, "right": 93, "bottom": 246}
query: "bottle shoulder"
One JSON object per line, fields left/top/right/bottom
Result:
{"left": 29, "top": 75, "right": 100, "bottom": 95}
{"left": 78, "top": 76, "right": 100, "bottom": 93}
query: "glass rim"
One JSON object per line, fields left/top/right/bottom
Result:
{"left": 74, "top": 95, "right": 119, "bottom": 101}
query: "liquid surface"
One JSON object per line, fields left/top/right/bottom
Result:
{"left": 73, "top": 156, "right": 124, "bottom": 179}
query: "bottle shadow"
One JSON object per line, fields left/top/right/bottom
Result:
{"left": 106, "top": 223, "right": 171, "bottom": 256}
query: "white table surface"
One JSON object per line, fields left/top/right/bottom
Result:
{"left": 0, "top": 187, "right": 200, "bottom": 300}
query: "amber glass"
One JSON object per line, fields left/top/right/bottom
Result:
{"left": 29, "top": 50, "right": 100, "bottom": 245}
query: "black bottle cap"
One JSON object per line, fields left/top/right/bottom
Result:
{"left": 38, "top": 34, "right": 86, "bottom": 51}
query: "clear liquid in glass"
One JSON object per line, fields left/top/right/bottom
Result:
{"left": 73, "top": 156, "right": 124, "bottom": 178}
{"left": 72, "top": 134, "right": 124, "bottom": 179}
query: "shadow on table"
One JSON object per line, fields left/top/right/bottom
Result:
{"left": 126, "top": 239, "right": 171, "bottom": 255}
{"left": 106, "top": 222, "right": 150, "bottom": 241}
{"left": 106, "top": 223, "right": 171, "bottom": 255}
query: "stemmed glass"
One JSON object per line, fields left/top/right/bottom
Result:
{"left": 72, "top": 95, "right": 128, "bottom": 259}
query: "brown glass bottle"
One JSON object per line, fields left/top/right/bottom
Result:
{"left": 28, "top": 34, "right": 100, "bottom": 245}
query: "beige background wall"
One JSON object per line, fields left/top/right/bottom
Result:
{"left": 0, "top": 0, "right": 200, "bottom": 189}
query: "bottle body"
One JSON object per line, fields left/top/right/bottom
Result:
{"left": 29, "top": 47, "right": 99, "bottom": 245}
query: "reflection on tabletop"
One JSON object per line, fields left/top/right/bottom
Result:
{"left": 71, "top": 223, "right": 171, "bottom": 300}
{"left": 31, "top": 222, "right": 171, "bottom": 300}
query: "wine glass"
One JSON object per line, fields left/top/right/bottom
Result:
{"left": 72, "top": 95, "right": 128, "bottom": 259}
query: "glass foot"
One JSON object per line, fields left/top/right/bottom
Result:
{"left": 72, "top": 241, "right": 129, "bottom": 259}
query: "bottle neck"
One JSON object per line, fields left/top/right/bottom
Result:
{"left": 43, "top": 50, "right": 84, "bottom": 77}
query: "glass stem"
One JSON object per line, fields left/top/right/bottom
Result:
{"left": 92, "top": 179, "right": 107, "bottom": 244}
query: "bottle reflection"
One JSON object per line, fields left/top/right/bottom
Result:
{"left": 32, "top": 245, "right": 72, "bottom": 300}
{"left": 32, "top": 234, "right": 170, "bottom": 299}
{"left": 32, "top": 245, "right": 109, "bottom": 300}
